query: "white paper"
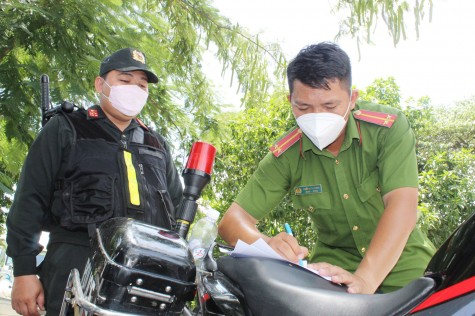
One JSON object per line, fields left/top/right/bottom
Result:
{"left": 231, "top": 238, "right": 331, "bottom": 281}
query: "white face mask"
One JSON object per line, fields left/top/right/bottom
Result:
{"left": 296, "top": 96, "right": 352, "bottom": 150}
{"left": 102, "top": 80, "right": 149, "bottom": 117}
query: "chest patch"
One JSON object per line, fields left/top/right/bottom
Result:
{"left": 294, "top": 185, "right": 323, "bottom": 195}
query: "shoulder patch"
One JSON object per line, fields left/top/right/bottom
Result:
{"left": 269, "top": 128, "right": 302, "bottom": 157}
{"left": 353, "top": 109, "right": 397, "bottom": 128}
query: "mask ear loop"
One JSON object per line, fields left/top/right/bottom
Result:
{"left": 100, "top": 78, "right": 112, "bottom": 101}
{"left": 342, "top": 91, "right": 353, "bottom": 120}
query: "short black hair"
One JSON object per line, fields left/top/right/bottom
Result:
{"left": 287, "top": 42, "right": 352, "bottom": 94}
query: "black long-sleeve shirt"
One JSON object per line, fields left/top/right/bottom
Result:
{"left": 6, "top": 106, "right": 183, "bottom": 276}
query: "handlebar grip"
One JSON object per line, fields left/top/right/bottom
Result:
{"left": 40, "top": 74, "right": 50, "bottom": 111}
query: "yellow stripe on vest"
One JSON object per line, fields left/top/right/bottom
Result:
{"left": 123, "top": 151, "right": 140, "bottom": 206}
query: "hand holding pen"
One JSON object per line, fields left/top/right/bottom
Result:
{"left": 284, "top": 223, "right": 307, "bottom": 267}
{"left": 266, "top": 223, "right": 309, "bottom": 263}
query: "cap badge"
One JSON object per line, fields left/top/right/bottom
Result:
{"left": 132, "top": 50, "right": 146, "bottom": 64}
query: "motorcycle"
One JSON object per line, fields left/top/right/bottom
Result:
{"left": 60, "top": 207, "right": 475, "bottom": 316}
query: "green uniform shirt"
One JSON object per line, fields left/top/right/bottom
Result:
{"left": 6, "top": 106, "right": 183, "bottom": 276}
{"left": 235, "top": 101, "right": 435, "bottom": 292}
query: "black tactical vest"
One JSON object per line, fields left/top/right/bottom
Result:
{"left": 50, "top": 109, "right": 176, "bottom": 231}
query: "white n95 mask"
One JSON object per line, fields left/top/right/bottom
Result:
{"left": 296, "top": 99, "right": 351, "bottom": 150}
{"left": 102, "top": 81, "right": 149, "bottom": 117}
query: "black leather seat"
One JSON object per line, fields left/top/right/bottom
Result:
{"left": 218, "top": 256, "right": 435, "bottom": 316}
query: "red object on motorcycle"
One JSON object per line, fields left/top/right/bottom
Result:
{"left": 185, "top": 141, "right": 216, "bottom": 175}
{"left": 175, "top": 141, "right": 217, "bottom": 238}
{"left": 410, "top": 275, "right": 475, "bottom": 313}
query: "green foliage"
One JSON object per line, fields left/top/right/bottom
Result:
{"left": 418, "top": 150, "right": 475, "bottom": 246}
{"left": 361, "top": 78, "right": 475, "bottom": 248}
{"left": 0, "top": 121, "right": 28, "bottom": 235}
{"left": 335, "top": 0, "right": 433, "bottom": 47}
{"left": 206, "top": 90, "right": 293, "bottom": 210}
{"left": 408, "top": 98, "right": 475, "bottom": 247}
{"left": 358, "top": 77, "right": 401, "bottom": 109}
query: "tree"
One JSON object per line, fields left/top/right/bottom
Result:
{"left": 418, "top": 149, "right": 475, "bottom": 247}
{"left": 360, "top": 78, "right": 475, "bottom": 248}
{"left": 410, "top": 98, "right": 475, "bottom": 246}
{"left": 335, "top": 0, "right": 434, "bottom": 47}
{"left": 0, "top": 121, "right": 28, "bottom": 227}
{"left": 358, "top": 77, "right": 401, "bottom": 109}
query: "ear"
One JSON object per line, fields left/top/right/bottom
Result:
{"left": 94, "top": 76, "right": 105, "bottom": 94}
{"left": 287, "top": 94, "right": 291, "bottom": 103}
{"left": 350, "top": 89, "right": 359, "bottom": 110}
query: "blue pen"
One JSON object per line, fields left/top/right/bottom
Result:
{"left": 284, "top": 223, "right": 293, "bottom": 236}
{"left": 284, "top": 223, "right": 307, "bottom": 267}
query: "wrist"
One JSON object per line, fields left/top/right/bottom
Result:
{"left": 354, "top": 268, "right": 382, "bottom": 294}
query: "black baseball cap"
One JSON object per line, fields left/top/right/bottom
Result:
{"left": 99, "top": 48, "right": 158, "bottom": 83}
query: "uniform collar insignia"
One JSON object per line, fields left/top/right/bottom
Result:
{"left": 87, "top": 105, "right": 105, "bottom": 120}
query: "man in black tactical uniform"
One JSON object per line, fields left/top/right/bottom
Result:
{"left": 6, "top": 48, "right": 183, "bottom": 316}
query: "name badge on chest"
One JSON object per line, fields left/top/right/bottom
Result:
{"left": 294, "top": 185, "right": 323, "bottom": 195}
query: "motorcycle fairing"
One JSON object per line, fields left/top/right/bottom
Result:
{"left": 218, "top": 256, "right": 435, "bottom": 316}
{"left": 201, "top": 271, "right": 251, "bottom": 316}
{"left": 424, "top": 211, "right": 475, "bottom": 290}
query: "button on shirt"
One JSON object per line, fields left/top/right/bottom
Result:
{"left": 235, "top": 101, "right": 435, "bottom": 292}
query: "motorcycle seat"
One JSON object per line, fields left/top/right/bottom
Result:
{"left": 218, "top": 256, "right": 436, "bottom": 316}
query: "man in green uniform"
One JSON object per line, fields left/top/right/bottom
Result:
{"left": 6, "top": 48, "right": 183, "bottom": 315}
{"left": 218, "top": 42, "right": 435, "bottom": 294}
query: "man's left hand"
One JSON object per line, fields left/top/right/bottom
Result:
{"left": 308, "top": 262, "right": 375, "bottom": 294}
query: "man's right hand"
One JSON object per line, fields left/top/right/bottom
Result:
{"left": 218, "top": 202, "right": 309, "bottom": 263}
{"left": 11, "top": 275, "right": 45, "bottom": 316}
{"left": 268, "top": 231, "right": 309, "bottom": 263}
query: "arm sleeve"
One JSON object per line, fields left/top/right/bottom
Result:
{"left": 235, "top": 152, "right": 291, "bottom": 220}
{"left": 377, "top": 111, "right": 419, "bottom": 195}
{"left": 6, "top": 115, "right": 72, "bottom": 276}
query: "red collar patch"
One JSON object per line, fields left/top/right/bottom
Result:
{"left": 87, "top": 108, "right": 99, "bottom": 119}
{"left": 270, "top": 128, "right": 302, "bottom": 157}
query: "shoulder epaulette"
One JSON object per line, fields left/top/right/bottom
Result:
{"left": 269, "top": 128, "right": 302, "bottom": 157}
{"left": 353, "top": 109, "right": 397, "bottom": 128}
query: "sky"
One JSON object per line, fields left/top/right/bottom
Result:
{"left": 208, "top": 0, "right": 475, "bottom": 107}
